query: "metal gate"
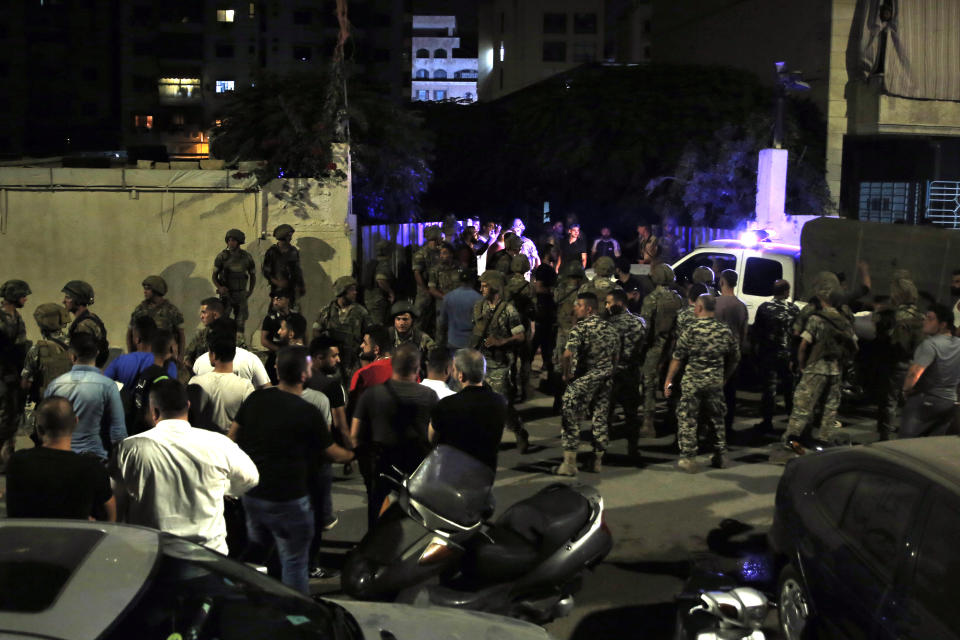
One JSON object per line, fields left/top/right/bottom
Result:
{"left": 926, "top": 181, "right": 960, "bottom": 228}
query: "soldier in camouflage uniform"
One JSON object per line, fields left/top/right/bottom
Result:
{"left": 20, "top": 303, "right": 72, "bottom": 409}
{"left": 387, "top": 300, "right": 437, "bottom": 376}
{"left": 262, "top": 224, "right": 306, "bottom": 308}
{"left": 313, "top": 276, "right": 370, "bottom": 378}
{"left": 676, "top": 284, "right": 708, "bottom": 342}
{"left": 639, "top": 263, "right": 683, "bottom": 436}
{"left": 493, "top": 235, "right": 524, "bottom": 277}
{"left": 471, "top": 270, "right": 530, "bottom": 452}
{"left": 505, "top": 254, "right": 536, "bottom": 401}
{"left": 752, "top": 280, "right": 799, "bottom": 431}
{"left": 428, "top": 243, "right": 463, "bottom": 346}
{"left": 0, "top": 280, "right": 30, "bottom": 468}
{"left": 213, "top": 228, "right": 256, "bottom": 335}
{"left": 692, "top": 265, "right": 719, "bottom": 296}
{"left": 185, "top": 297, "right": 224, "bottom": 368}
{"left": 604, "top": 289, "right": 647, "bottom": 458}
{"left": 554, "top": 292, "right": 620, "bottom": 476}
{"left": 412, "top": 226, "right": 443, "bottom": 333}
{"left": 128, "top": 276, "right": 185, "bottom": 359}
{"left": 579, "top": 256, "right": 620, "bottom": 300}
{"left": 552, "top": 261, "right": 587, "bottom": 411}
{"left": 664, "top": 293, "right": 740, "bottom": 473}
{"left": 776, "top": 289, "right": 857, "bottom": 459}
{"left": 366, "top": 240, "right": 395, "bottom": 325}
{"left": 874, "top": 277, "right": 925, "bottom": 440}
{"left": 62, "top": 280, "right": 109, "bottom": 367}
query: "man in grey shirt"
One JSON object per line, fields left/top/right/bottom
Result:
{"left": 715, "top": 269, "right": 748, "bottom": 432}
{"left": 901, "top": 303, "right": 960, "bottom": 438}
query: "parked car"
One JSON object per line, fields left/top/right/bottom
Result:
{"left": 0, "top": 520, "right": 554, "bottom": 640}
{"left": 768, "top": 436, "right": 960, "bottom": 640}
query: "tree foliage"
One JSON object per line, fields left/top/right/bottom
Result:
{"left": 210, "top": 70, "right": 433, "bottom": 221}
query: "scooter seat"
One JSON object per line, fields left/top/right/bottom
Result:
{"left": 463, "top": 526, "right": 541, "bottom": 582}
{"left": 496, "top": 484, "right": 591, "bottom": 554}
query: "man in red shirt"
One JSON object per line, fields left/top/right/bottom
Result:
{"left": 348, "top": 325, "right": 392, "bottom": 415}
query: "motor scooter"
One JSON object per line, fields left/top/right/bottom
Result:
{"left": 342, "top": 445, "right": 613, "bottom": 623}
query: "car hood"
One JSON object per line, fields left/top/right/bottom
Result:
{"left": 331, "top": 599, "right": 553, "bottom": 640}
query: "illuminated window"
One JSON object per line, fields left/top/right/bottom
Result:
{"left": 217, "top": 9, "right": 235, "bottom": 22}
{"left": 249, "top": 2, "right": 255, "bottom": 18}
{"left": 215, "top": 119, "right": 223, "bottom": 127}
{"left": 435, "top": 90, "right": 446, "bottom": 100}
{"left": 499, "top": 41, "right": 505, "bottom": 62}
{"left": 158, "top": 78, "right": 201, "bottom": 102}
{"left": 134, "top": 115, "right": 154, "bottom": 130}
{"left": 415, "top": 69, "right": 428, "bottom": 79}
{"left": 215, "top": 80, "right": 235, "bottom": 93}
{"left": 416, "top": 89, "right": 428, "bottom": 101}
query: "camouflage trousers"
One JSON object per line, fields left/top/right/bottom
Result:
{"left": 413, "top": 289, "right": 435, "bottom": 334}
{"left": 677, "top": 383, "right": 726, "bottom": 458}
{"left": 561, "top": 374, "right": 612, "bottom": 452}
{"left": 611, "top": 369, "right": 641, "bottom": 434}
{"left": 220, "top": 290, "right": 250, "bottom": 332}
{"left": 488, "top": 363, "right": 521, "bottom": 432}
{"left": 642, "top": 345, "right": 666, "bottom": 418}
{"left": 877, "top": 363, "right": 909, "bottom": 438}
{"left": 783, "top": 372, "right": 841, "bottom": 442}
{"left": 367, "top": 292, "right": 390, "bottom": 326}
{"left": 553, "top": 327, "right": 571, "bottom": 368}
{"left": 759, "top": 355, "right": 793, "bottom": 425}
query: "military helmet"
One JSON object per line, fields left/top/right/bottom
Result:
{"left": 559, "top": 261, "right": 586, "bottom": 279}
{"left": 510, "top": 255, "right": 530, "bottom": 274}
{"left": 593, "top": 256, "right": 615, "bottom": 277}
{"left": 34, "top": 303, "right": 70, "bottom": 332}
{"left": 890, "top": 278, "right": 918, "bottom": 306}
{"left": 505, "top": 235, "right": 522, "bottom": 252}
{"left": 375, "top": 240, "right": 391, "bottom": 256}
{"left": 424, "top": 226, "right": 442, "bottom": 241}
{"left": 333, "top": 276, "right": 358, "bottom": 297}
{"left": 1, "top": 279, "right": 32, "bottom": 302}
{"left": 692, "top": 266, "right": 715, "bottom": 286}
{"left": 61, "top": 280, "right": 95, "bottom": 306}
{"left": 225, "top": 228, "right": 246, "bottom": 244}
{"left": 479, "top": 270, "right": 506, "bottom": 291}
{"left": 273, "top": 223, "right": 295, "bottom": 240}
{"left": 390, "top": 300, "right": 417, "bottom": 319}
{"left": 812, "top": 271, "right": 841, "bottom": 300}
{"left": 651, "top": 263, "right": 675, "bottom": 286}
{"left": 142, "top": 275, "right": 168, "bottom": 296}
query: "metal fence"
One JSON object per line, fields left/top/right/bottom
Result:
{"left": 926, "top": 181, "right": 960, "bottom": 228}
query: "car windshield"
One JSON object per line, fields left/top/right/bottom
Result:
{"left": 102, "top": 534, "right": 360, "bottom": 640}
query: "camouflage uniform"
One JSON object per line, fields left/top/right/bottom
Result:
{"left": 21, "top": 304, "right": 72, "bottom": 402}
{"left": 0, "top": 306, "right": 28, "bottom": 456}
{"left": 214, "top": 245, "right": 256, "bottom": 332}
{"left": 639, "top": 265, "right": 683, "bottom": 425}
{"left": 412, "top": 232, "right": 442, "bottom": 333}
{"left": 783, "top": 308, "right": 856, "bottom": 444}
{"left": 505, "top": 258, "right": 536, "bottom": 398}
{"left": 875, "top": 286, "right": 924, "bottom": 439}
{"left": 552, "top": 270, "right": 585, "bottom": 371}
{"left": 606, "top": 308, "right": 647, "bottom": 447}
{"left": 313, "top": 300, "right": 370, "bottom": 376}
{"left": 185, "top": 324, "right": 248, "bottom": 365}
{"left": 471, "top": 293, "right": 525, "bottom": 430}
{"left": 387, "top": 326, "right": 437, "bottom": 359}
{"left": 753, "top": 297, "right": 799, "bottom": 426}
{"left": 578, "top": 257, "right": 620, "bottom": 300}
{"left": 562, "top": 314, "right": 620, "bottom": 453}
{"left": 428, "top": 261, "right": 462, "bottom": 344}
{"left": 367, "top": 253, "right": 395, "bottom": 326}
{"left": 262, "top": 244, "right": 305, "bottom": 307}
{"left": 673, "top": 318, "right": 739, "bottom": 458}
{"left": 675, "top": 305, "right": 697, "bottom": 341}
{"left": 130, "top": 299, "right": 185, "bottom": 334}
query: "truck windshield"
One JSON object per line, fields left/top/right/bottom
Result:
{"left": 675, "top": 252, "right": 736, "bottom": 287}
{"left": 742, "top": 257, "right": 784, "bottom": 296}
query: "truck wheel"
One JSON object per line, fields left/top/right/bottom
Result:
{"left": 778, "top": 564, "right": 812, "bottom": 640}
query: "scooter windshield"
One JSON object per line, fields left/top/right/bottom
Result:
{"left": 406, "top": 445, "right": 495, "bottom": 526}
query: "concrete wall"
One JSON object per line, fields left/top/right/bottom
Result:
{"left": 0, "top": 163, "right": 354, "bottom": 351}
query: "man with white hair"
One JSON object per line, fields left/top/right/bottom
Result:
{"left": 510, "top": 218, "right": 541, "bottom": 277}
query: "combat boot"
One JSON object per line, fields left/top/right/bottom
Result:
{"left": 637, "top": 414, "right": 656, "bottom": 439}
{"left": 677, "top": 457, "right": 700, "bottom": 474}
{"left": 553, "top": 451, "right": 578, "bottom": 476}
{"left": 710, "top": 452, "right": 729, "bottom": 469}
{"left": 590, "top": 451, "right": 603, "bottom": 473}
{"left": 515, "top": 425, "right": 531, "bottom": 454}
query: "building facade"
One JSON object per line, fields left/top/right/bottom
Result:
{"left": 478, "top": 0, "right": 606, "bottom": 101}
{"left": 411, "top": 15, "right": 478, "bottom": 102}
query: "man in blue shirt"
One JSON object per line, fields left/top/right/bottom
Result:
{"left": 45, "top": 334, "right": 126, "bottom": 460}
{"left": 440, "top": 270, "right": 482, "bottom": 355}
{"left": 103, "top": 316, "right": 177, "bottom": 388}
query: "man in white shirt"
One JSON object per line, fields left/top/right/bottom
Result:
{"left": 420, "top": 349, "right": 455, "bottom": 400}
{"left": 112, "top": 379, "right": 259, "bottom": 555}
{"left": 189, "top": 339, "right": 255, "bottom": 432}
{"left": 192, "top": 317, "right": 271, "bottom": 388}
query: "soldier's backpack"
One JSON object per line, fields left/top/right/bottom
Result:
{"left": 654, "top": 291, "right": 683, "bottom": 336}
{"left": 35, "top": 337, "right": 72, "bottom": 399}
{"left": 811, "top": 311, "right": 858, "bottom": 363}
{"left": 891, "top": 306, "right": 924, "bottom": 362}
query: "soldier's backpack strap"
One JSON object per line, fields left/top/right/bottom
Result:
{"left": 470, "top": 300, "right": 507, "bottom": 349}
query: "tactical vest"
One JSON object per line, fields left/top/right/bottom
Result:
{"left": 218, "top": 250, "right": 252, "bottom": 291}
{"left": 808, "top": 311, "right": 856, "bottom": 364}
{"left": 891, "top": 305, "right": 924, "bottom": 362}
{"left": 653, "top": 290, "right": 683, "bottom": 336}
{"left": 36, "top": 338, "right": 72, "bottom": 397}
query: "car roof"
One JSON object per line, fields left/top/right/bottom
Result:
{"left": 0, "top": 520, "right": 159, "bottom": 640}
{"left": 699, "top": 239, "right": 801, "bottom": 257}
{"left": 866, "top": 436, "right": 960, "bottom": 489}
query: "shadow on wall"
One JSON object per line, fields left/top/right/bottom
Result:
{"left": 160, "top": 261, "right": 216, "bottom": 341}
{"left": 298, "top": 236, "right": 336, "bottom": 322}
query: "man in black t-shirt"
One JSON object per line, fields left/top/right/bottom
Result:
{"left": 260, "top": 290, "right": 291, "bottom": 385}
{"left": 430, "top": 349, "right": 506, "bottom": 472}
{"left": 555, "top": 223, "right": 588, "bottom": 274}
{"left": 6, "top": 397, "right": 114, "bottom": 520}
{"left": 351, "top": 343, "right": 438, "bottom": 529}
{"left": 229, "top": 346, "right": 354, "bottom": 594}
{"left": 126, "top": 330, "right": 175, "bottom": 436}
